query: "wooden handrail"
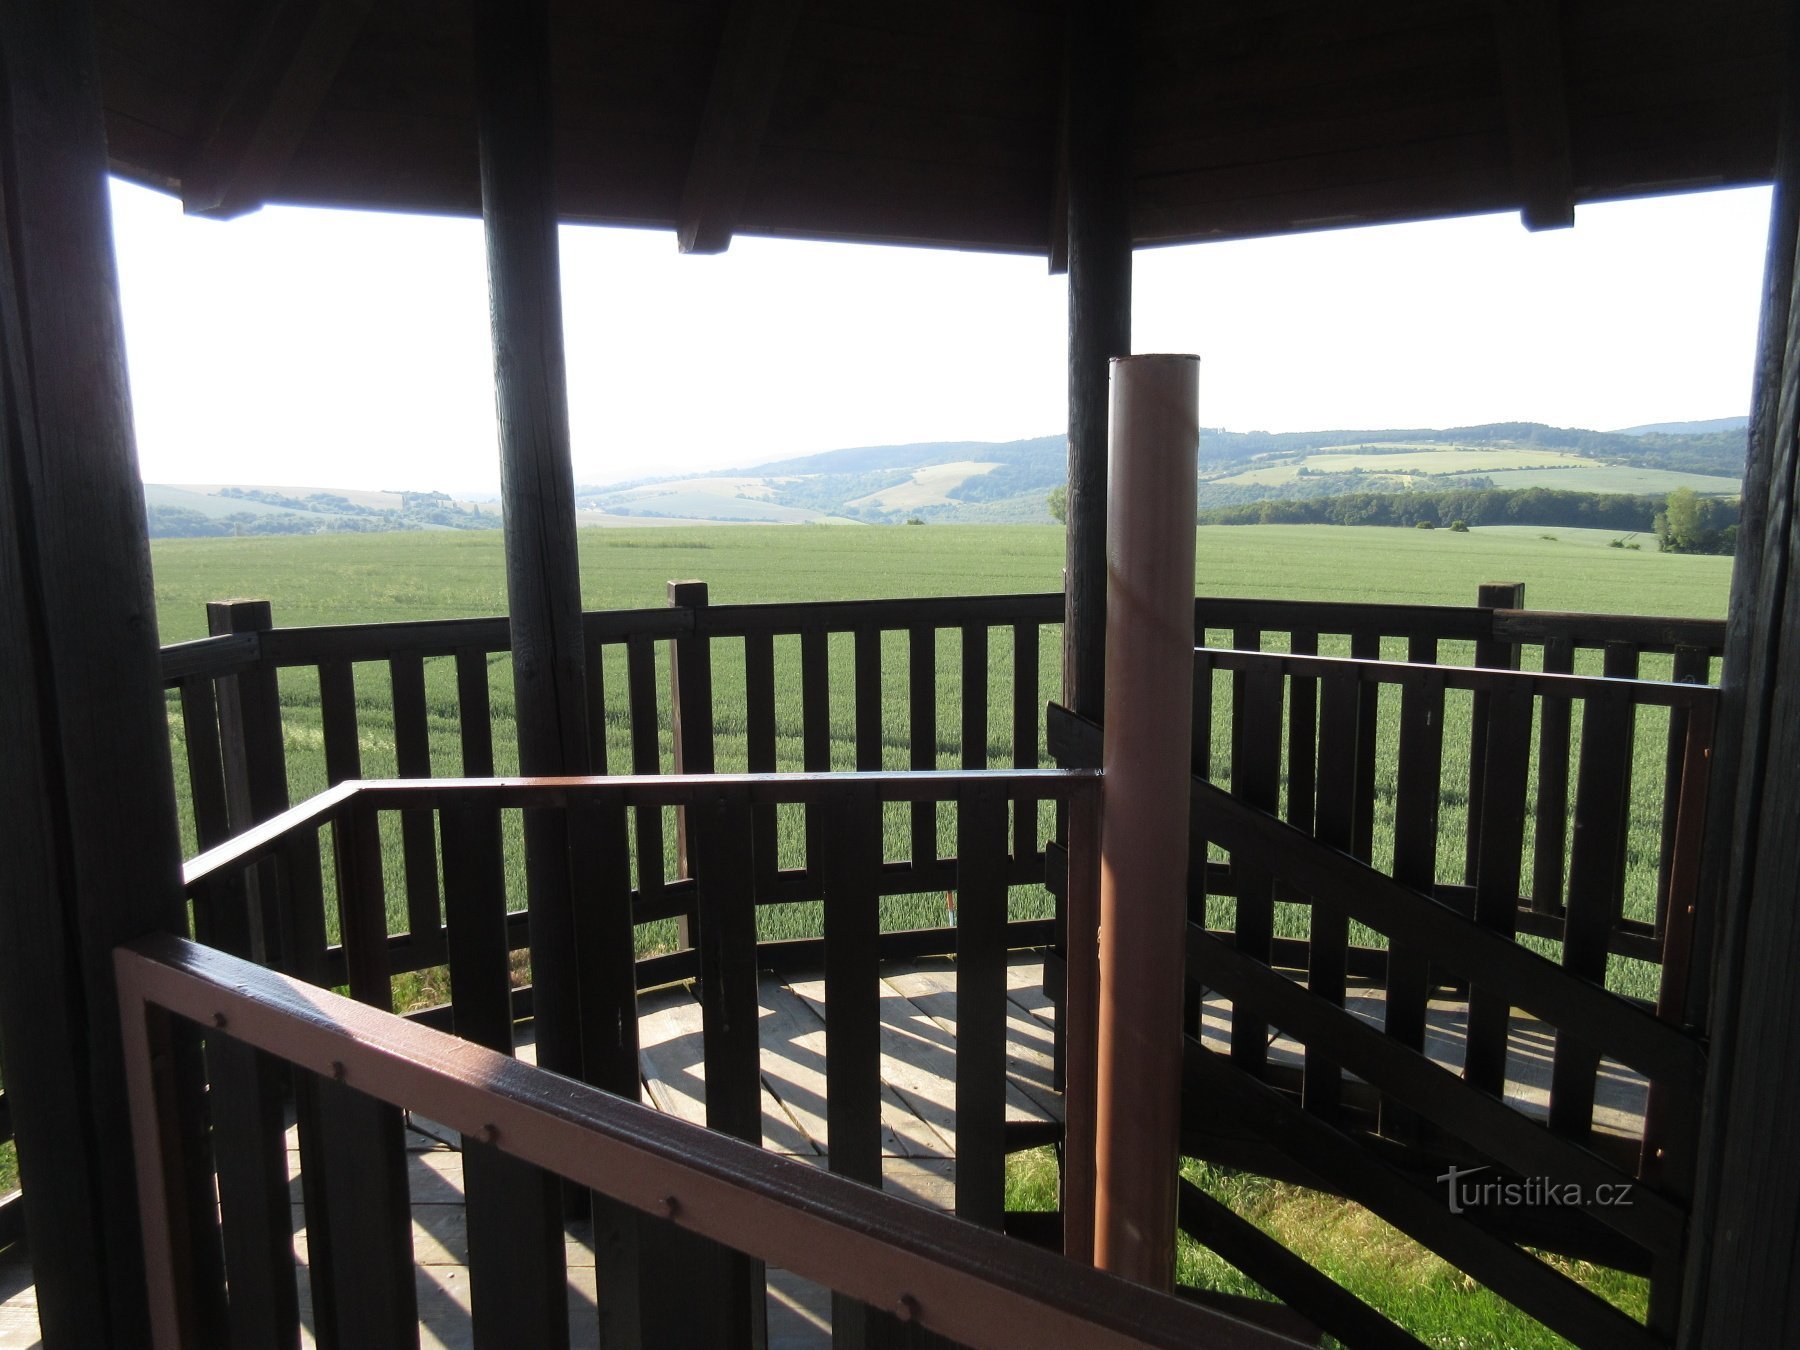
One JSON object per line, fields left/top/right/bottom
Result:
{"left": 157, "top": 592, "right": 1729, "bottom": 688}
{"left": 115, "top": 935, "right": 1290, "bottom": 1350}
{"left": 1198, "top": 645, "right": 1723, "bottom": 707}
{"left": 178, "top": 769, "right": 1100, "bottom": 891}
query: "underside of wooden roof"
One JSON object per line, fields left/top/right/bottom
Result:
{"left": 98, "top": 0, "right": 1785, "bottom": 253}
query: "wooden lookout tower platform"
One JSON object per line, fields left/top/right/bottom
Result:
{"left": 5, "top": 2, "right": 1800, "bottom": 1347}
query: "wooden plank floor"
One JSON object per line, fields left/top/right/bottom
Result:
{"left": 0, "top": 954, "right": 1653, "bottom": 1350}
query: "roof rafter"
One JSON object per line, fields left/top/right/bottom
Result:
{"left": 1494, "top": 0, "right": 1575, "bottom": 231}
{"left": 677, "top": 0, "right": 807, "bottom": 255}
{"left": 181, "top": 0, "right": 374, "bottom": 219}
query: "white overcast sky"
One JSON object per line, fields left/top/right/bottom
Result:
{"left": 109, "top": 177, "right": 1773, "bottom": 496}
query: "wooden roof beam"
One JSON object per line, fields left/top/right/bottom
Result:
{"left": 1494, "top": 0, "right": 1575, "bottom": 231}
{"left": 677, "top": 0, "right": 806, "bottom": 255}
{"left": 181, "top": 0, "right": 374, "bottom": 219}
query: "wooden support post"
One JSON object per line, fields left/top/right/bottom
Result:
{"left": 1493, "top": 0, "right": 1576, "bottom": 231}
{"left": 1680, "top": 25, "right": 1800, "bottom": 1344}
{"left": 676, "top": 0, "right": 805, "bottom": 254}
{"left": 474, "top": 0, "right": 591, "bottom": 1092}
{"left": 669, "top": 580, "right": 715, "bottom": 951}
{"left": 0, "top": 2, "right": 195, "bottom": 1343}
{"left": 180, "top": 0, "right": 375, "bottom": 218}
{"left": 1060, "top": 0, "right": 1134, "bottom": 724}
{"left": 1094, "top": 354, "right": 1199, "bottom": 1290}
{"left": 209, "top": 599, "right": 293, "bottom": 967}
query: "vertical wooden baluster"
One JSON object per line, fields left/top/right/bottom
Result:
{"left": 1531, "top": 637, "right": 1576, "bottom": 914}
{"left": 1303, "top": 665, "right": 1360, "bottom": 1120}
{"left": 210, "top": 599, "right": 293, "bottom": 967}
{"left": 581, "top": 630, "right": 609, "bottom": 776}
{"left": 1227, "top": 627, "right": 1260, "bottom": 796}
{"left": 319, "top": 660, "right": 362, "bottom": 786}
{"left": 456, "top": 650, "right": 497, "bottom": 779}
{"left": 577, "top": 787, "right": 645, "bottom": 1350}
{"left": 1348, "top": 632, "right": 1382, "bottom": 862}
{"left": 1464, "top": 686, "right": 1533, "bottom": 1096}
{"left": 1655, "top": 646, "right": 1710, "bottom": 936}
{"left": 1286, "top": 629, "right": 1319, "bottom": 834}
{"left": 1605, "top": 643, "right": 1642, "bottom": 917}
{"left": 191, "top": 873, "right": 300, "bottom": 1350}
{"left": 390, "top": 653, "right": 445, "bottom": 965}
{"left": 956, "top": 784, "right": 1011, "bottom": 1231}
{"left": 637, "top": 785, "right": 766, "bottom": 1349}
{"left": 444, "top": 795, "right": 568, "bottom": 1350}
{"left": 669, "top": 581, "right": 716, "bottom": 952}
{"left": 1549, "top": 651, "right": 1637, "bottom": 1140}
{"left": 314, "top": 798, "right": 418, "bottom": 1348}
{"left": 822, "top": 783, "right": 884, "bottom": 1346}
{"left": 1012, "top": 622, "right": 1041, "bottom": 867}
{"left": 1383, "top": 639, "right": 1442, "bottom": 1142}
{"left": 1641, "top": 697, "right": 1716, "bottom": 1202}
{"left": 1191, "top": 639, "right": 1214, "bottom": 784}
{"left": 853, "top": 627, "right": 883, "bottom": 773}
{"left": 908, "top": 627, "right": 938, "bottom": 880}
{"left": 178, "top": 674, "right": 232, "bottom": 851}
{"left": 801, "top": 628, "right": 831, "bottom": 885}
{"left": 1061, "top": 781, "right": 1103, "bottom": 1265}
{"left": 962, "top": 623, "right": 990, "bottom": 771}
{"left": 276, "top": 822, "right": 337, "bottom": 1347}
{"left": 1230, "top": 658, "right": 1282, "bottom": 1075}
{"left": 1185, "top": 649, "right": 1215, "bottom": 1041}
{"left": 744, "top": 632, "right": 780, "bottom": 901}
{"left": 120, "top": 996, "right": 228, "bottom": 1350}
{"left": 626, "top": 634, "right": 666, "bottom": 909}
{"left": 1465, "top": 583, "right": 1526, "bottom": 885}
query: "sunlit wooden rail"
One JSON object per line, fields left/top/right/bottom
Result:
{"left": 112, "top": 935, "right": 1284, "bottom": 1350}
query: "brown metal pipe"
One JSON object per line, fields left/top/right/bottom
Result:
{"left": 1094, "top": 353, "right": 1200, "bottom": 1288}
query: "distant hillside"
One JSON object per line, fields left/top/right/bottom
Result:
{"left": 1612, "top": 416, "right": 1748, "bottom": 437}
{"left": 573, "top": 420, "right": 1744, "bottom": 524}
{"left": 145, "top": 418, "right": 1748, "bottom": 536}
{"left": 577, "top": 435, "right": 1066, "bottom": 525}
{"left": 145, "top": 484, "right": 495, "bottom": 538}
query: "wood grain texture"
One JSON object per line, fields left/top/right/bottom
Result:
{"left": 180, "top": 0, "right": 375, "bottom": 217}
{"left": 0, "top": 2, "right": 193, "bottom": 1339}
{"left": 476, "top": 0, "right": 591, "bottom": 1095}
{"left": 1061, "top": 0, "right": 1133, "bottom": 722}
{"left": 677, "top": 0, "right": 806, "bottom": 253}
{"left": 1684, "top": 32, "right": 1800, "bottom": 1338}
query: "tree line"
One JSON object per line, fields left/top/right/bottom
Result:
{"left": 1184, "top": 486, "right": 1740, "bottom": 552}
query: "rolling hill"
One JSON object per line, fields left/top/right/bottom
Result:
{"left": 571, "top": 420, "right": 1746, "bottom": 524}
{"left": 142, "top": 418, "right": 1748, "bottom": 536}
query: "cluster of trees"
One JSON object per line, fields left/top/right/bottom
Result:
{"left": 1653, "top": 488, "right": 1738, "bottom": 554}
{"left": 1194, "top": 486, "right": 1676, "bottom": 530}
{"left": 147, "top": 493, "right": 493, "bottom": 539}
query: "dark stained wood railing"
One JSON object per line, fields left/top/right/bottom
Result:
{"left": 115, "top": 932, "right": 1283, "bottom": 1350}
{"left": 162, "top": 769, "right": 1100, "bottom": 1350}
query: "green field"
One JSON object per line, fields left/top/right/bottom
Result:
{"left": 151, "top": 521, "right": 1730, "bottom": 640}
{"left": 1481, "top": 465, "right": 1743, "bottom": 495}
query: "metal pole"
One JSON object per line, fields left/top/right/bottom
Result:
{"left": 1093, "top": 353, "right": 1200, "bottom": 1289}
